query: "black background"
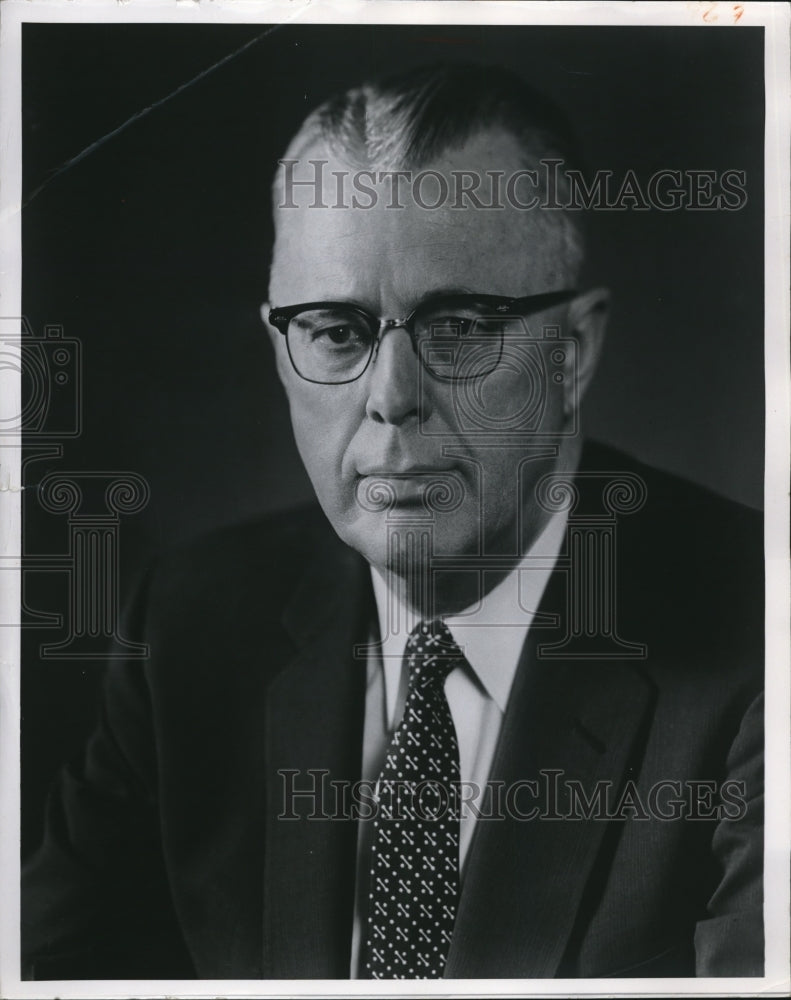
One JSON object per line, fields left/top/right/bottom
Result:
{"left": 20, "top": 23, "right": 765, "bottom": 856}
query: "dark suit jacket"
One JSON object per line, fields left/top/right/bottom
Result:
{"left": 22, "top": 441, "right": 764, "bottom": 980}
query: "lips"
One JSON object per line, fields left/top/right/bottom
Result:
{"left": 356, "top": 464, "right": 456, "bottom": 477}
{"left": 354, "top": 466, "right": 465, "bottom": 511}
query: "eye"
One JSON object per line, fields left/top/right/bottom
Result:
{"left": 416, "top": 297, "right": 503, "bottom": 340}
{"left": 290, "top": 308, "right": 373, "bottom": 353}
{"left": 313, "top": 323, "right": 366, "bottom": 346}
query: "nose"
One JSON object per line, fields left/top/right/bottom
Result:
{"left": 364, "top": 326, "right": 424, "bottom": 426}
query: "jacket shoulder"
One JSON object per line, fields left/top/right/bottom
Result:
{"left": 582, "top": 439, "right": 762, "bottom": 552}
{"left": 583, "top": 442, "right": 763, "bottom": 672}
{"left": 143, "top": 503, "right": 342, "bottom": 629}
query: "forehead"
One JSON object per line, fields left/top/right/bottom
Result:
{"left": 269, "top": 129, "right": 555, "bottom": 309}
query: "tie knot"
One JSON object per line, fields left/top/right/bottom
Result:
{"left": 404, "top": 618, "right": 464, "bottom": 691}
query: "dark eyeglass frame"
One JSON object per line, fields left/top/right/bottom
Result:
{"left": 267, "top": 288, "right": 577, "bottom": 385}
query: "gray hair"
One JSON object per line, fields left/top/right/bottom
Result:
{"left": 273, "top": 62, "right": 586, "bottom": 286}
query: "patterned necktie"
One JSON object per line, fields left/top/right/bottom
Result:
{"left": 363, "top": 618, "right": 463, "bottom": 979}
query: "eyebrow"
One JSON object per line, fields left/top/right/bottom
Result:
{"left": 330, "top": 286, "right": 484, "bottom": 314}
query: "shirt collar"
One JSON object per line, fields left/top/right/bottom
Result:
{"left": 444, "top": 508, "right": 568, "bottom": 712}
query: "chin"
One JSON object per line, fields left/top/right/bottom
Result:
{"left": 385, "top": 515, "right": 480, "bottom": 574}
{"left": 335, "top": 509, "right": 451, "bottom": 566}
{"left": 332, "top": 510, "right": 390, "bottom": 571}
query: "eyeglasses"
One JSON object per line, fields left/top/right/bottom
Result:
{"left": 267, "top": 289, "right": 577, "bottom": 385}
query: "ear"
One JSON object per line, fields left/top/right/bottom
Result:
{"left": 563, "top": 287, "right": 609, "bottom": 417}
{"left": 260, "top": 301, "right": 291, "bottom": 385}
{"left": 260, "top": 300, "right": 276, "bottom": 343}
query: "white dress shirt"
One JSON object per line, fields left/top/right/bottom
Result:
{"left": 349, "top": 506, "right": 569, "bottom": 976}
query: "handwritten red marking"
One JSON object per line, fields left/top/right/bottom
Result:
{"left": 695, "top": 1, "right": 745, "bottom": 23}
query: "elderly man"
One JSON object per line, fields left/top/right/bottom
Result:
{"left": 23, "top": 63, "right": 763, "bottom": 981}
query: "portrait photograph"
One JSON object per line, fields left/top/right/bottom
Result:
{"left": 0, "top": 1, "right": 788, "bottom": 997}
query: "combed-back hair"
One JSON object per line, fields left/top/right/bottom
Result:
{"left": 274, "top": 62, "right": 587, "bottom": 284}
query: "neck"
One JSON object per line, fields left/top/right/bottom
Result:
{"left": 376, "top": 434, "right": 583, "bottom": 618}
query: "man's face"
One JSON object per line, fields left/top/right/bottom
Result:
{"left": 267, "top": 130, "right": 596, "bottom": 607}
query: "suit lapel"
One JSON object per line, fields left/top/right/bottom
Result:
{"left": 262, "top": 535, "right": 372, "bottom": 978}
{"left": 445, "top": 567, "right": 656, "bottom": 978}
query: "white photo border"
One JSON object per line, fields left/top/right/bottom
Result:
{"left": 0, "top": 1, "right": 788, "bottom": 998}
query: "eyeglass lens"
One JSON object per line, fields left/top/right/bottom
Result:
{"left": 285, "top": 297, "right": 517, "bottom": 384}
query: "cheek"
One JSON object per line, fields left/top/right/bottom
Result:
{"left": 491, "top": 344, "right": 567, "bottom": 428}
{"left": 284, "top": 386, "right": 360, "bottom": 501}
{"left": 437, "top": 354, "right": 565, "bottom": 436}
